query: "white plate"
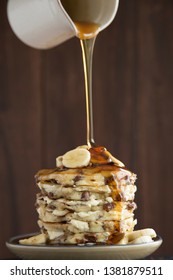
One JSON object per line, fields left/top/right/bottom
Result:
{"left": 6, "top": 233, "right": 162, "bottom": 260}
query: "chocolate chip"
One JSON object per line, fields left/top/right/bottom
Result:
{"left": 81, "top": 191, "right": 90, "bottom": 201}
{"left": 48, "top": 204, "right": 56, "bottom": 210}
{"left": 74, "top": 175, "right": 82, "bottom": 183}
{"left": 127, "top": 202, "right": 136, "bottom": 211}
{"left": 48, "top": 192, "right": 55, "bottom": 199}
{"left": 103, "top": 202, "right": 115, "bottom": 212}
{"left": 84, "top": 235, "right": 96, "bottom": 243}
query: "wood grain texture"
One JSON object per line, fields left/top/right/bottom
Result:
{"left": 0, "top": 0, "right": 42, "bottom": 258}
{"left": 0, "top": 0, "right": 173, "bottom": 258}
{"left": 134, "top": 0, "right": 173, "bottom": 256}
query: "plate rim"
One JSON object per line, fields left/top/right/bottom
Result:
{"left": 6, "top": 232, "right": 163, "bottom": 250}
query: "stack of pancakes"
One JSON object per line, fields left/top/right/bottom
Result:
{"left": 35, "top": 146, "right": 137, "bottom": 244}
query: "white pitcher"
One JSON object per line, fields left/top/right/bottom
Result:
{"left": 7, "top": 0, "right": 119, "bottom": 49}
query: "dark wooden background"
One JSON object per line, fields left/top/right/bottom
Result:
{"left": 0, "top": 0, "right": 173, "bottom": 259}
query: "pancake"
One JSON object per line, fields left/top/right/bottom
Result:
{"left": 38, "top": 217, "right": 137, "bottom": 234}
{"left": 20, "top": 145, "right": 141, "bottom": 245}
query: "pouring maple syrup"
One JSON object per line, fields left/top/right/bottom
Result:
{"left": 60, "top": 0, "right": 106, "bottom": 147}
{"left": 76, "top": 25, "right": 99, "bottom": 147}
{"left": 77, "top": 23, "right": 100, "bottom": 147}
{"left": 60, "top": 0, "right": 124, "bottom": 169}
{"left": 73, "top": 22, "right": 100, "bottom": 147}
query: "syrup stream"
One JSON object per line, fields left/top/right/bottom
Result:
{"left": 74, "top": 21, "right": 100, "bottom": 147}
{"left": 80, "top": 37, "right": 96, "bottom": 147}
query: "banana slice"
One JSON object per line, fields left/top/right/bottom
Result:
{"left": 117, "top": 229, "right": 156, "bottom": 245}
{"left": 62, "top": 148, "right": 91, "bottom": 168}
{"left": 117, "top": 236, "right": 129, "bottom": 245}
{"left": 19, "top": 233, "right": 47, "bottom": 245}
{"left": 127, "top": 228, "right": 156, "bottom": 242}
{"left": 77, "top": 145, "right": 89, "bottom": 150}
{"left": 56, "top": 156, "right": 63, "bottom": 168}
{"left": 130, "top": 236, "right": 153, "bottom": 244}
